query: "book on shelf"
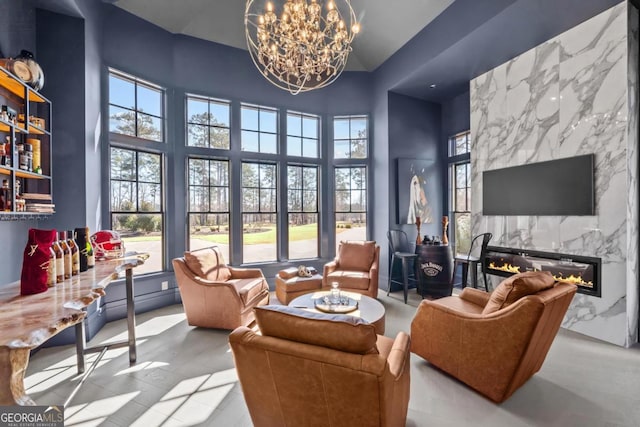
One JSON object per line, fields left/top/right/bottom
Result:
{"left": 21, "top": 193, "right": 52, "bottom": 201}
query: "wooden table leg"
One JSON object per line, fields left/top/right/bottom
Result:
{"left": 0, "top": 346, "right": 35, "bottom": 406}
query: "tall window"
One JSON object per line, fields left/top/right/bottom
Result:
{"left": 287, "top": 165, "right": 319, "bottom": 259}
{"left": 109, "top": 70, "right": 164, "bottom": 142}
{"left": 110, "top": 147, "right": 163, "bottom": 275}
{"left": 108, "top": 69, "right": 165, "bottom": 275}
{"left": 287, "top": 112, "right": 319, "bottom": 158}
{"left": 334, "top": 166, "right": 367, "bottom": 250}
{"left": 449, "top": 131, "right": 471, "bottom": 254}
{"left": 188, "top": 158, "right": 230, "bottom": 262}
{"left": 241, "top": 104, "right": 278, "bottom": 154}
{"left": 186, "top": 96, "right": 230, "bottom": 149}
{"left": 242, "top": 162, "right": 277, "bottom": 263}
{"left": 333, "top": 116, "right": 367, "bottom": 159}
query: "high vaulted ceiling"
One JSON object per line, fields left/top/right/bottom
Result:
{"left": 110, "top": 0, "right": 455, "bottom": 72}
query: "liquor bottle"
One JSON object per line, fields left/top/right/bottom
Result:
{"left": 52, "top": 240, "right": 64, "bottom": 283}
{"left": 87, "top": 239, "right": 95, "bottom": 268}
{"left": 58, "top": 231, "right": 71, "bottom": 280}
{"left": 0, "top": 138, "right": 6, "bottom": 166}
{"left": 1, "top": 179, "right": 11, "bottom": 211}
{"left": 74, "top": 227, "right": 89, "bottom": 272}
{"left": 46, "top": 247, "right": 56, "bottom": 287}
{"left": 67, "top": 230, "right": 80, "bottom": 276}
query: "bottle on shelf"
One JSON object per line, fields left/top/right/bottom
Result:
{"left": 58, "top": 231, "right": 71, "bottom": 280}
{"left": 1, "top": 179, "right": 11, "bottom": 211}
{"left": 46, "top": 246, "right": 56, "bottom": 287}
{"left": 74, "top": 227, "right": 89, "bottom": 272}
{"left": 14, "top": 179, "right": 24, "bottom": 212}
{"left": 67, "top": 230, "right": 79, "bottom": 276}
{"left": 0, "top": 138, "right": 7, "bottom": 166}
{"left": 2, "top": 136, "right": 11, "bottom": 167}
{"left": 52, "top": 239, "right": 64, "bottom": 283}
{"left": 26, "top": 138, "right": 40, "bottom": 172}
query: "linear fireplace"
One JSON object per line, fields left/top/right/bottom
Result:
{"left": 484, "top": 246, "right": 601, "bottom": 297}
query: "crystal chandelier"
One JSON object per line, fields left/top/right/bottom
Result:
{"left": 245, "top": 0, "right": 360, "bottom": 95}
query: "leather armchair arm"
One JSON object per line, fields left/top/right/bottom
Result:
{"left": 323, "top": 260, "right": 338, "bottom": 277}
{"left": 387, "top": 332, "right": 410, "bottom": 380}
{"left": 229, "top": 267, "right": 265, "bottom": 280}
{"left": 459, "top": 287, "right": 491, "bottom": 308}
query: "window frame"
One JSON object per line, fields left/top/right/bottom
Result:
{"left": 286, "top": 111, "right": 320, "bottom": 158}
{"left": 241, "top": 160, "right": 279, "bottom": 263}
{"left": 448, "top": 130, "right": 472, "bottom": 254}
{"left": 108, "top": 68, "right": 166, "bottom": 142}
{"left": 240, "top": 103, "right": 279, "bottom": 154}
{"left": 106, "top": 68, "right": 168, "bottom": 276}
{"left": 186, "top": 94, "right": 231, "bottom": 150}
{"left": 287, "top": 163, "right": 320, "bottom": 260}
{"left": 332, "top": 115, "right": 368, "bottom": 159}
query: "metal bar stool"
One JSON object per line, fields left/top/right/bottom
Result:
{"left": 452, "top": 232, "right": 492, "bottom": 291}
{"left": 387, "top": 230, "right": 418, "bottom": 304}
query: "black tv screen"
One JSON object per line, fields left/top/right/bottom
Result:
{"left": 482, "top": 154, "right": 595, "bottom": 216}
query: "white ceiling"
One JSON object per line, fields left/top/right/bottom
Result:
{"left": 111, "top": 0, "right": 455, "bottom": 71}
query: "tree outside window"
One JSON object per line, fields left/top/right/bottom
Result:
{"left": 186, "top": 96, "right": 230, "bottom": 149}
{"left": 109, "top": 70, "right": 164, "bottom": 142}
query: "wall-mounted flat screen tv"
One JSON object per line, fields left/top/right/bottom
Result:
{"left": 482, "top": 154, "right": 595, "bottom": 216}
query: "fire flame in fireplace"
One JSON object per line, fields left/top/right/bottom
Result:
{"left": 488, "top": 262, "right": 593, "bottom": 288}
{"left": 553, "top": 274, "right": 593, "bottom": 288}
{"left": 488, "top": 262, "right": 521, "bottom": 273}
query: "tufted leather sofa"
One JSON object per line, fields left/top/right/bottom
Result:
{"left": 172, "top": 246, "right": 269, "bottom": 330}
{"left": 323, "top": 240, "right": 380, "bottom": 298}
{"left": 411, "top": 276, "right": 577, "bottom": 403}
{"left": 230, "top": 305, "right": 410, "bottom": 427}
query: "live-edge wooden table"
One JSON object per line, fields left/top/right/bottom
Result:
{"left": 0, "top": 252, "right": 149, "bottom": 407}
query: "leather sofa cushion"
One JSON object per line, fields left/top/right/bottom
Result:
{"left": 254, "top": 305, "right": 378, "bottom": 355}
{"left": 338, "top": 241, "right": 376, "bottom": 272}
{"left": 326, "top": 271, "right": 371, "bottom": 290}
{"left": 184, "top": 247, "right": 232, "bottom": 282}
{"left": 482, "top": 271, "right": 556, "bottom": 314}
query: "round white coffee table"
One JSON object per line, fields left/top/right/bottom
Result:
{"left": 288, "top": 290, "right": 386, "bottom": 335}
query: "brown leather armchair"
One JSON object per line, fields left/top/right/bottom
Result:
{"left": 323, "top": 240, "right": 380, "bottom": 298}
{"left": 411, "top": 273, "right": 577, "bottom": 403}
{"left": 230, "top": 305, "right": 410, "bottom": 427}
{"left": 172, "top": 246, "right": 269, "bottom": 330}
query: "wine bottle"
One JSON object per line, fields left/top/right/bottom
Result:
{"left": 46, "top": 247, "right": 56, "bottom": 287}
{"left": 67, "top": 230, "right": 79, "bottom": 276}
{"left": 74, "top": 227, "right": 89, "bottom": 272}
{"left": 52, "top": 240, "right": 64, "bottom": 283}
{"left": 87, "top": 228, "right": 95, "bottom": 269}
{"left": 58, "top": 231, "right": 71, "bottom": 280}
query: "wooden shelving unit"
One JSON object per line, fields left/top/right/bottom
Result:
{"left": 0, "top": 65, "right": 53, "bottom": 220}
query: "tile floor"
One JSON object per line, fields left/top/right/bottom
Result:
{"left": 25, "top": 290, "right": 640, "bottom": 426}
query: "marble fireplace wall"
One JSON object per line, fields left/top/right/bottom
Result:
{"left": 470, "top": 2, "right": 639, "bottom": 347}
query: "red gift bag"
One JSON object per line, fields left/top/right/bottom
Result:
{"left": 20, "top": 228, "right": 57, "bottom": 296}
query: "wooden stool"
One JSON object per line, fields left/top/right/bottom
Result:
{"left": 275, "top": 267, "right": 323, "bottom": 304}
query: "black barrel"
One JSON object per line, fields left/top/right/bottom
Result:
{"left": 415, "top": 244, "right": 454, "bottom": 298}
